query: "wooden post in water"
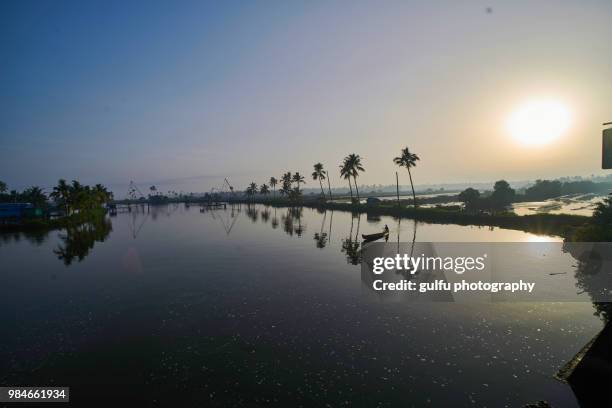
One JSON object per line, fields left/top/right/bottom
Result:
{"left": 396, "top": 172, "right": 400, "bottom": 207}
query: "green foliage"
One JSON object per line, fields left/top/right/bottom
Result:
{"left": 458, "top": 187, "right": 480, "bottom": 208}
{"left": 593, "top": 194, "right": 612, "bottom": 226}
{"left": 572, "top": 194, "right": 612, "bottom": 242}
{"left": 524, "top": 179, "right": 562, "bottom": 200}
{"left": 20, "top": 186, "right": 48, "bottom": 207}
{"left": 50, "top": 179, "right": 112, "bottom": 214}
{"left": 491, "top": 180, "right": 515, "bottom": 208}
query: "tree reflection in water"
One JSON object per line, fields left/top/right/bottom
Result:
{"left": 313, "top": 209, "right": 328, "bottom": 249}
{"left": 341, "top": 212, "right": 361, "bottom": 265}
{"left": 53, "top": 217, "right": 112, "bottom": 265}
{"left": 271, "top": 207, "right": 279, "bottom": 229}
{"left": 281, "top": 207, "right": 305, "bottom": 237}
{"left": 246, "top": 204, "right": 259, "bottom": 223}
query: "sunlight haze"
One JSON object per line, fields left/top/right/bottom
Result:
{"left": 2, "top": 0, "right": 612, "bottom": 194}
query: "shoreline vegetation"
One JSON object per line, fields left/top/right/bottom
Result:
{"left": 1, "top": 144, "right": 611, "bottom": 241}
{"left": 0, "top": 179, "right": 112, "bottom": 233}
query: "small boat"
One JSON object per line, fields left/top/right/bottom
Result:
{"left": 362, "top": 231, "right": 389, "bottom": 242}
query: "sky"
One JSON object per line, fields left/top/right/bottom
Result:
{"left": 1, "top": 0, "right": 612, "bottom": 196}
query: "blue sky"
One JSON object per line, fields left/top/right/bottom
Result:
{"left": 2, "top": 0, "right": 612, "bottom": 195}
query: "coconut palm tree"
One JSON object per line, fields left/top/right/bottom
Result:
{"left": 260, "top": 184, "right": 270, "bottom": 195}
{"left": 21, "top": 186, "right": 47, "bottom": 207}
{"left": 280, "top": 172, "right": 292, "bottom": 196}
{"left": 339, "top": 159, "right": 353, "bottom": 201}
{"left": 292, "top": 172, "right": 305, "bottom": 192}
{"left": 344, "top": 154, "right": 364, "bottom": 202}
{"left": 51, "top": 179, "right": 71, "bottom": 214}
{"left": 393, "top": 147, "right": 420, "bottom": 209}
{"left": 312, "top": 163, "right": 327, "bottom": 199}
{"left": 269, "top": 177, "right": 278, "bottom": 198}
{"left": 245, "top": 182, "right": 258, "bottom": 202}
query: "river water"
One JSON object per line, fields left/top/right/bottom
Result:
{"left": 0, "top": 204, "right": 604, "bottom": 406}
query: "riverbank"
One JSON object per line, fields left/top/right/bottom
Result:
{"left": 235, "top": 199, "right": 591, "bottom": 239}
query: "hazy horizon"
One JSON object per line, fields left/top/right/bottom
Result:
{"left": 2, "top": 0, "right": 612, "bottom": 194}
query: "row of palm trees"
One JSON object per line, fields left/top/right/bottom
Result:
{"left": 243, "top": 147, "right": 421, "bottom": 208}
{"left": 50, "top": 179, "right": 113, "bottom": 215}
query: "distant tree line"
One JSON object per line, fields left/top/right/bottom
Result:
{"left": 457, "top": 178, "right": 612, "bottom": 213}
{"left": 0, "top": 179, "right": 113, "bottom": 215}
{"left": 521, "top": 179, "right": 612, "bottom": 201}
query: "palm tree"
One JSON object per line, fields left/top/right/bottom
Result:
{"left": 312, "top": 163, "right": 327, "bottom": 199}
{"left": 93, "top": 184, "right": 113, "bottom": 205}
{"left": 269, "top": 177, "right": 278, "bottom": 198}
{"left": 393, "top": 147, "right": 420, "bottom": 209}
{"left": 260, "top": 184, "right": 270, "bottom": 195}
{"left": 280, "top": 172, "right": 292, "bottom": 196}
{"left": 51, "top": 179, "right": 71, "bottom": 214}
{"left": 339, "top": 159, "right": 353, "bottom": 201}
{"left": 246, "top": 182, "right": 258, "bottom": 202}
{"left": 344, "top": 154, "right": 365, "bottom": 202}
{"left": 21, "top": 186, "right": 47, "bottom": 207}
{"left": 292, "top": 172, "right": 305, "bottom": 192}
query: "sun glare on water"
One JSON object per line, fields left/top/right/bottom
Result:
{"left": 507, "top": 100, "right": 572, "bottom": 146}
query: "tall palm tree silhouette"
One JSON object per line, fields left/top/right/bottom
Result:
{"left": 340, "top": 159, "right": 353, "bottom": 201}
{"left": 345, "top": 154, "right": 365, "bottom": 203}
{"left": 269, "top": 177, "right": 278, "bottom": 198}
{"left": 292, "top": 172, "right": 305, "bottom": 192}
{"left": 312, "top": 163, "right": 327, "bottom": 199}
{"left": 393, "top": 147, "right": 420, "bottom": 209}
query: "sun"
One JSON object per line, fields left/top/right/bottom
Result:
{"left": 506, "top": 100, "right": 572, "bottom": 146}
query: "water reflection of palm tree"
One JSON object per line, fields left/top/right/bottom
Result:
{"left": 271, "top": 207, "right": 279, "bottom": 229}
{"left": 313, "top": 210, "right": 328, "bottom": 248}
{"left": 393, "top": 217, "right": 418, "bottom": 276}
{"left": 282, "top": 209, "right": 294, "bottom": 236}
{"left": 291, "top": 207, "right": 304, "bottom": 237}
{"left": 246, "top": 204, "right": 259, "bottom": 223}
{"left": 261, "top": 207, "right": 270, "bottom": 223}
{"left": 341, "top": 212, "right": 362, "bottom": 264}
{"left": 54, "top": 217, "right": 113, "bottom": 265}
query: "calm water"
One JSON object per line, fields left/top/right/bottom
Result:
{"left": 0, "top": 204, "right": 604, "bottom": 407}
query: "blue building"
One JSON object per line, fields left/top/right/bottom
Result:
{"left": 0, "top": 203, "right": 43, "bottom": 222}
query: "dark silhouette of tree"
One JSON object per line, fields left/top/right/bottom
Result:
{"left": 593, "top": 194, "right": 612, "bottom": 226}
{"left": 339, "top": 159, "right": 354, "bottom": 201}
{"left": 260, "top": 184, "right": 270, "bottom": 196}
{"left": 312, "top": 163, "right": 327, "bottom": 199}
{"left": 269, "top": 177, "right": 278, "bottom": 198}
{"left": 292, "top": 172, "right": 305, "bottom": 192}
{"left": 280, "top": 172, "right": 292, "bottom": 196}
{"left": 344, "top": 154, "right": 364, "bottom": 202}
{"left": 0, "top": 180, "right": 6, "bottom": 194}
{"left": 51, "top": 179, "right": 71, "bottom": 214}
{"left": 20, "top": 186, "right": 47, "bottom": 207}
{"left": 393, "top": 147, "right": 420, "bottom": 209}
{"left": 525, "top": 179, "right": 562, "bottom": 200}
{"left": 458, "top": 187, "right": 480, "bottom": 210}
{"left": 491, "top": 180, "right": 515, "bottom": 209}
{"left": 245, "top": 182, "right": 258, "bottom": 201}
